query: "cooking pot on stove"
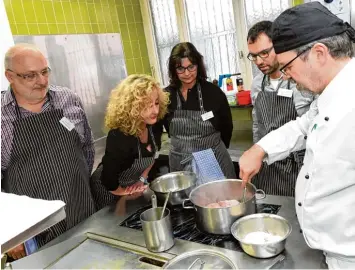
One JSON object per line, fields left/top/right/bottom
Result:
{"left": 182, "top": 179, "right": 265, "bottom": 235}
{"left": 150, "top": 171, "right": 197, "bottom": 206}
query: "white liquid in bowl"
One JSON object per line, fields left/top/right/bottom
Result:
{"left": 243, "top": 232, "right": 283, "bottom": 244}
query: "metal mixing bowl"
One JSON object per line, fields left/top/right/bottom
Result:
{"left": 231, "top": 213, "right": 292, "bottom": 258}
{"left": 149, "top": 171, "right": 197, "bottom": 205}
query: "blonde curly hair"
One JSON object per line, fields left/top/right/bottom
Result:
{"left": 105, "top": 74, "right": 169, "bottom": 136}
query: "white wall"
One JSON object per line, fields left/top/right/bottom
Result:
{"left": 304, "top": 0, "right": 351, "bottom": 23}
{"left": 0, "top": 0, "right": 14, "bottom": 90}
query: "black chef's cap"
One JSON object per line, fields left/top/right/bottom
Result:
{"left": 272, "top": 2, "right": 355, "bottom": 54}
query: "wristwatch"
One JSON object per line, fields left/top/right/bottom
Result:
{"left": 139, "top": 176, "right": 148, "bottom": 185}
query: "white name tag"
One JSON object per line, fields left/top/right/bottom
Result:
{"left": 277, "top": 88, "right": 293, "bottom": 98}
{"left": 154, "top": 152, "right": 160, "bottom": 159}
{"left": 201, "top": 111, "right": 214, "bottom": 121}
{"left": 60, "top": 117, "right": 75, "bottom": 131}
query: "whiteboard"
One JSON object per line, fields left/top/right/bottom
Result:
{"left": 13, "top": 34, "right": 127, "bottom": 140}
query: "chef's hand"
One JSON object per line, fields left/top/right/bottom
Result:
{"left": 239, "top": 144, "right": 266, "bottom": 187}
{"left": 7, "top": 243, "right": 26, "bottom": 260}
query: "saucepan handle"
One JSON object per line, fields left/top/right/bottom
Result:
{"left": 187, "top": 258, "right": 205, "bottom": 270}
{"left": 255, "top": 189, "right": 266, "bottom": 200}
{"left": 182, "top": 199, "right": 196, "bottom": 210}
{"left": 267, "top": 254, "right": 285, "bottom": 269}
{"left": 151, "top": 194, "right": 157, "bottom": 208}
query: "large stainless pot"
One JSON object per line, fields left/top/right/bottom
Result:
{"left": 149, "top": 171, "right": 197, "bottom": 206}
{"left": 182, "top": 179, "right": 265, "bottom": 235}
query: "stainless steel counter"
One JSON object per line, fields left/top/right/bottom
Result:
{"left": 11, "top": 195, "right": 326, "bottom": 269}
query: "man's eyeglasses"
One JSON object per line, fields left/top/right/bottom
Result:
{"left": 7, "top": 67, "right": 52, "bottom": 82}
{"left": 176, "top": 64, "right": 197, "bottom": 74}
{"left": 247, "top": 46, "right": 274, "bottom": 61}
{"left": 279, "top": 47, "right": 311, "bottom": 75}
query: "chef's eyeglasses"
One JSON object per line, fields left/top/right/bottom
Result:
{"left": 7, "top": 67, "right": 52, "bottom": 83}
{"left": 280, "top": 47, "right": 311, "bottom": 76}
{"left": 247, "top": 46, "right": 274, "bottom": 61}
{"left": 176, "top": 64, "right": 197, "bottom": 74}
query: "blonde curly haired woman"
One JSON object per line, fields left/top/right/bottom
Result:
{"left": 90, "top": 74, "right": 169, "bottom": 210}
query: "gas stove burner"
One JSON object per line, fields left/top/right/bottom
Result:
{"left": 120, "top": 203, "right": 281, "bottom": 252}
{"left": 256, "top": 203, "right": 281, "bottom": 214}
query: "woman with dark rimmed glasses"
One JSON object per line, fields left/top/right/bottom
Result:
{"left": 155, "top": 42, "right": 236, "bottom": 180}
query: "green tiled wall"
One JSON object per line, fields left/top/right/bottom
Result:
{"left": 293, "top": 0, "right": 304, "bottom": 6}
{"left": 3, "top": 0, "right": 151, "bottom": 75}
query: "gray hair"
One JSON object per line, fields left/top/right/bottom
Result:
{"left": 294, "top": 32, "right": 355, "bottom": 60}
{"left": 4, "top": 43, "right": 43, "bottom": 70}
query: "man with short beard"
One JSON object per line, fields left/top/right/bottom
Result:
{"left": 247, "top": 21, "right": 314, "bottom": 196}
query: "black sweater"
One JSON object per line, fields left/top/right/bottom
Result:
{"left": 100, "top": 127, "right": 159, "bottom": 191}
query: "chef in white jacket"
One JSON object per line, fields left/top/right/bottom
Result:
{"left": 238, "top": 2, "right": 355, "bottom": 269}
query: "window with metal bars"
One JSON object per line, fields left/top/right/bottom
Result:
{"left": 244, "top": 0, "right": 291, "bottom": 77}
{"left": 147, "top": 0, "right": 292, "bottom": 86}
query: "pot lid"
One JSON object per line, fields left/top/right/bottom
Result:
{"left": 163, "top": 249, "right": 237, "bottom": 269}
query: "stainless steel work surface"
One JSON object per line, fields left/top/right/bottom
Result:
{"left": 47, "top": 237, "right": 168, "bottom": 269}
{"left": 11, "top": 195, "right": 326, "bottom": 269}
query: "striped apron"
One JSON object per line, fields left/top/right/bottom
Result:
{"left": 90, "top": 127, "right": 157, "bottom": 210}
{"left": 3, "top": 92, "right": 96, "bottom": 248}
{"left": 169, "top": 84, "right": 236, "bottom": 179}
{"left": 252, "top": 75, "right": 305, "bottom": 197}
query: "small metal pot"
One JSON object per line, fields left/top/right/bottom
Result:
{"left": 231, "top": 213, "right": 292, "bottom": 258}
{"left": 182, "top": 179, "right": 265, "bottom": 235}
{"left": 149, "top": 171, "right": 197, "bottom": 206}
{"left": 140, "top": 207, "right": 175, "bottom": 253}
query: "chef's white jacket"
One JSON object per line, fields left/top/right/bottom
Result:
{"left": 257, "top": 58, "right": 355, "bottom": 257}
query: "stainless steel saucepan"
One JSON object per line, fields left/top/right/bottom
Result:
{"left": 149, "top": 171, "right": 197, "bottom": 206}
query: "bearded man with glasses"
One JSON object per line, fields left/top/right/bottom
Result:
{"left": 246, "top": 21, "right": 314, "bottom": 197}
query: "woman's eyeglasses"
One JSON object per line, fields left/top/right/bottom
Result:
{"left": 176, "top": 64, "right": 197, "bottom": 74}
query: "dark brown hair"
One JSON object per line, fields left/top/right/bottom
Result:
{"left": 247, "top": 20, "right": 273, "bottom": 43}
{"left": 168, "top": 42, "right": 207, "bottom": 87}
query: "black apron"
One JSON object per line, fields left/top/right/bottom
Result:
{"left": 252, "top": 75, "right": 305, "bottom": 197}
{"left": 169, "top": 84, "right": 236, "bottom": 179}
{"left": 90, "top": 127, "right": 157, "bottom": 210}
{"left": 3, "top": 91, "right": 96, "bottom": 248}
